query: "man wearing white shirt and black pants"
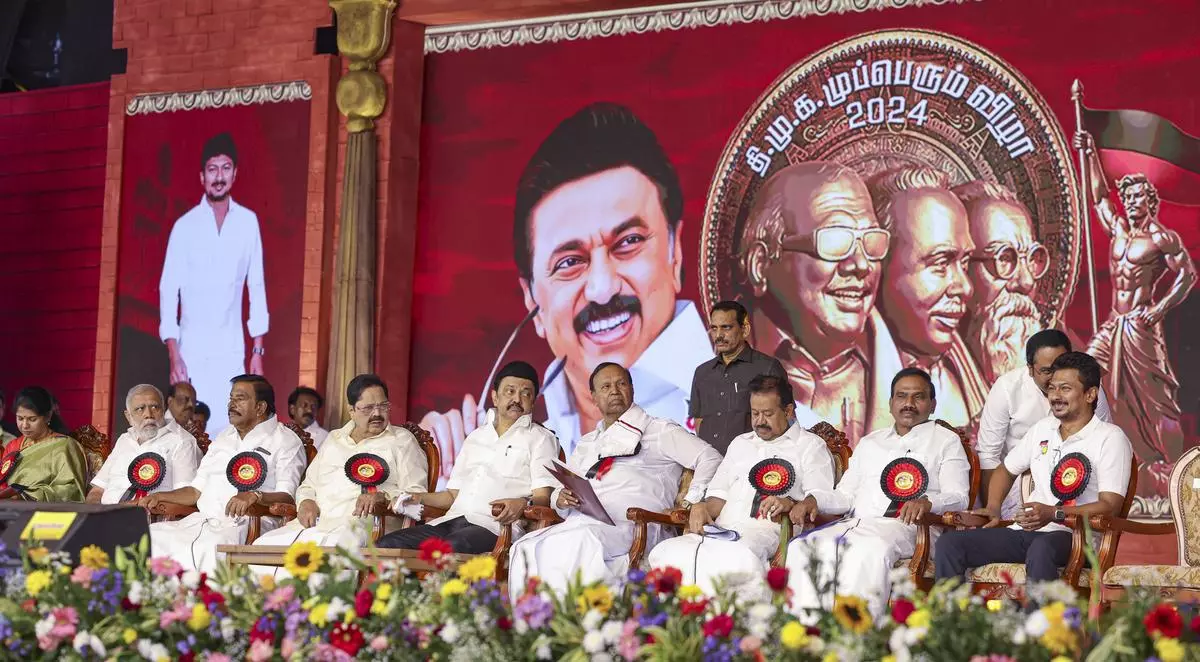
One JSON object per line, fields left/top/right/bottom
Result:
{"left": 87, "top": 384, "right": 202, "bottom": 504}
{"left": 378, "top": 361, "right": 559, "bottom": 554}
{"left": 935, "top": 351, "right": 1132, "bottom": 584}
{"left": 159, "top": 132, "right": 269, "bottom": 437}
{"left": 977, "top": 330, "right": 1112, "bottom": 518}
{"left": 287, "top": 386, "right": 329, "bottom": 450}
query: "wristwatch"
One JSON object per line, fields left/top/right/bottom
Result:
{"left": 252, "top": 490, "right": 264, "bottom": 503}
{"left": 1053, "top": 508, "right": 1066, "bottom": 523}
{"left": 252, "top": 347, "right": 266, "bottom": 356}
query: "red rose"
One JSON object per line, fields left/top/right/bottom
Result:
{"left": 703, "top": 614, "right": 735, "bottom": 639}
{"left": 330, "top": 622, "right": 365, "bottom": 656}
{"left": 120, "top": 597, "right": 141, "bottom": 612}
{"left": 20, "top": 599, "right": 35, "bottom": 613}
{"left": 1191, "top": 614, "right": 1200, "bottom": 635}
{"left": 250, "top": 617, "right": 275, "bottom": 644}
{"left": 680, "top": 599, "right": 709, "bottom": 616}
{"left": 355, "top": 589, "right": 373, "bottom": 618}
{"left": 179, "top": 653, "right": 195, "bottom": 662}
{"left": 805, "top": 626, "right": 821, "bottom": 636}
{"left": 498, "top": 616, "right": 513, "bottom": 631}
{"left": 418, "top": 537, "right": 455, "bottom": 569}
{"left": 1144, "top": 603, "right": 1183, "bottom": 639}
{"left": 646, "top": 567, "right": 683, "bottom": 594}
{"left": 891, "top": 598, "right": 916, "bottom": 625}
{"left": 766, "top": 567, "right": 789, "bottom": 592}
{"left": 197, "top": 586, "right": 225, "bottom": 611}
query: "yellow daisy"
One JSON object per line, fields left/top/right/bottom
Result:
{"left": 24, "top": 570, "right": 52, "bottom": 596}
{"left": 678, "top": 584, "right": 703, "bottom": 600}
{"left": 456, "top": 556, "right": 497, "bottom": 583}
{"left": 575, "top": 584, "right": 614, "bottom": 615}
{"left": 780, "top": 621, "right": 808, "bottom": 650}
{"left": 187, "top": 604, "right": 211, "bottom": 631}
{"left": 27, "top": 547, "right": 49, "bottom": 565}
{"left": 79, "top": 545, "right": 110, "bottom": 570}
{"left": 122, "top": 628, "right": 138, "bottom": 644}
{"left": 440, "top": 578, "right": 468, "bottom": 599}
{"left": 833, "top": 595, "right": 872, "bottom": 634}
{"left": 283, "top": 541, "right": 324, "bottom": 580}
{"left": 1155, "top": 638, "right": 1184, "bottom": 662}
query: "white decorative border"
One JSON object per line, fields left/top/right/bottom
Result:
{"left": 126, "top": 81, "right": 312, "bottom": 116}
{"left": 425, "top": 0, "right": 980, "bottom": 53}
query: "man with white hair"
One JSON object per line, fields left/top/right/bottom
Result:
{"left": 87, "top": 384, "right": 203, "bottom": 504}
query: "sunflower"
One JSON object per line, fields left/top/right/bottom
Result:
{"left": 833, "top": 595, "right": 872, "bottom": 634}
{"left": 457, "top": 556, "right": 497, "bottom": 583}
{"left": 283, "top": 541, "right": 325, "bottom": 579}
{"left": 79, "top": 545, "right": 110, "bottom": 570}
{"left": 575, "top": 584, "right": 614, "bottom": 615}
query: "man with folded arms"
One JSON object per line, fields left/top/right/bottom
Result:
{"left": 252, "top": 374, "right": 427, "bottom": 564}
{"left": 647, "top": 374, "right": 835, "bottom": 598}
{"left": 87, "top": 384, "right": 202, "bottom": 504}
{"left": 935, "top": 352, "right": 1132, "bottom": 584}
{"left": 784, "top": 368, "right": 970, "bottom": 619}
{"left": 508, "top": 362, "right": 722, "bottom": 599}
{"left": 141, "top": 375, "right": 307, "bottom": 572}
{"left": 976, "top": 330, "right": 1112, "bottom": 518}
{"left": 377, "top": 361, "right": 559, "bottom": 554}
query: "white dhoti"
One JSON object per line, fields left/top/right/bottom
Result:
{"left": 508, "top": 514, "right": 639, "bottom": 603}
{"left": 784, "top": 517, "right": 916, "bottom": 620}
{"left": 150, "top": 513, "right": 260, "bottom": 574}
{"left": 181, "top": 341, "right": 243, "bottom": 436}
{"left": 648, "top": 521, "right": 779, "bottom": 601}
{"left": 249, "top": 519, "right": 370, "bottom": 579}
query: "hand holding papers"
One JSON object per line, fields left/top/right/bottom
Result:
{"left": 700, "top": 524, "right": 741, "bottom": 542}
{"left": 391, "top": 492, "right": 424, "bottom": 520}
{"left": 546, "top": 460, "right": 615, "bottom": 526}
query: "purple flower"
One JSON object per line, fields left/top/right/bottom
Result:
{"left": 627, "top": 569, "right": 646, "bottom": 583}
{"left": 1064, "top": 606, "right": 1082, "bottom": 628}
{"left": 514, "top": 595, "right": 554, "bottom": 629}
{"left": 639, "top": 612, "right": 668, "bottom": 628}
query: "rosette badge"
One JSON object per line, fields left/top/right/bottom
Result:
{"left": 0, "top": 451, "right": 20, "bottom": 487}
{"left": 748, "top": 458, "right": 796, "bottom": 518}
{"left": 1050, "top": 452, "right": 1091, "bottom": 506}
{"left": 121, "top": 451, "right": 167, "bottom": 501}
{"left": 344, "top": 453, "right": 390, "bottom": 494}
{"left": 226, "top": 451, "right": 268, "bottom": 492}
{"left": 880, "top": 457, "right": 929, "bottom": 517}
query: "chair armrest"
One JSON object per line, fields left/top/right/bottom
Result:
{"left": 522, "top": 505, "right": 564, "bottom": 529}
{"left": 1089, "top": 514, "right": 1175, "bottom": 536}
{"left": 627, "top": 507, "right": 688, "bottom": 527}
{"left": 422, "top": 506, "right": 448, "bottom": 521}
{"left": 269, "top": 503, "right": 298, "bottom": 519}
{"left": 151, "top": 502, "right": 199, "bottom": 518}
{"left": 940, "top": 511, "right": 1014, "bottom": 529}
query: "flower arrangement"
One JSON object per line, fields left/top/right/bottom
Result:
{"left": 0, "top": 537, "right": 1195, "bottom": 661}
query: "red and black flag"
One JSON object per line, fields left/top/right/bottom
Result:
{"left": 1082, "top": 106, "right": 1200, "bottom": 206}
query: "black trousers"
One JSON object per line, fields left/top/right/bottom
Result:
{"left": 934, "top": 528, "right": 1074, "bottom": 582}
{"left": 375, "top": 516, "right": 498, "bottom": 554}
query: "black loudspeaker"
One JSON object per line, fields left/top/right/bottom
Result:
{"left": 0, "top": 502, "right": 149, "bottom": 568}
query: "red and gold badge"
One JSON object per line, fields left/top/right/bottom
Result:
{"left": 0, "top": 451, "right": 19, "bottom": 486}
{"left": 748, "top": 458, "right": 796, "bottom": 518}
{"left": 122, "top": 451, "right": 167, "bottom": 501}
{"left": 225, "top": 451, "right": 268, "bottom": 492}
{"left": 1050, "top": 452, "right": 1091, "bottom": 505}
{"left": 344, "top": 453, "right": 390, "bottom": 493}
{"left": 880, "top": 458, "right": 929, "bottom": 517}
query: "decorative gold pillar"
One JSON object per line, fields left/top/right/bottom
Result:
{"left": 325, "top": 0, "right": 397, "bottom": 425}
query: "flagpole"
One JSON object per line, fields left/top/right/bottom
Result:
{"left": 1072, "top": 79, "right": 1100, "bottom": 336}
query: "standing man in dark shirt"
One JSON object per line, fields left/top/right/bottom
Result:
{"left": 689, "top": 301, "right": 786, "bottom": 454}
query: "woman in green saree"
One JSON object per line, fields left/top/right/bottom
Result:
{"left": 0, "top": 386, "right": 87, "bottom": 502}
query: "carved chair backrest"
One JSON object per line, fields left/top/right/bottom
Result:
{"left": 284, "top": 422, "right": 317, "bottom": 465}
{"left": 935, "top": 419, "right": 980, "bottom": 507}
{"left": 808, "top": 422, "right": 851, "bottom": 482}
{"left": 70, "top": 425, "right": 112, "bottom": 481}
{"left": 1169, "top": 446, "right": 1200, "bottom": 566}
{"left": 399, "top": 422, "right": 440, "bottom": 493}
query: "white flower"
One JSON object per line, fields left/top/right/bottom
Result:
{"left": 181, "top": 570, "right": 202, "bottom": 589}
{"left": 749, "top": 622, "right": 770, "bottom": 639}
{"left": 34, "top": 616, "right": 54, "bottom": 639}
{"left": 514, "top": 619, "right": 530, "bottom": 635}
{"left": 1012, "top": 629, "right": 1027, "bottom": 645}
{"left": 904, "top": 626, "right": 928, "bottom": 646}
{"left": 748, "top": 603, "right": 776, "bottom": 622}
{"left": 441, "top": 621, "right": 460, "bottom": 644}
{"left": 582, "top": 609, "right": 604, "bottom": 631}
{"left": 582, "top": 630, "right": 606, "bottom": 654}
{"left": 138, "top": 640, "right": 171, "bottom": 662}
{"left": 600, "top": 621, "right": 624, "bottom": 644}
{"left": 1028, "top": 580, "right": 1078, "bottom": 607}
{"left": 1024, "top": 610, "right": 1050, "bottom": 637}
{"left": 536, "top": 643, "right": 552, "bottom": 660}
{"left": 73, "top": 631, "right": 106, "bottom": 657}
{"left": 592, "top": 654, "right": 613, "bottom": 662}
{"left": 327, "top": 596, "right": 350, "bottom": 621}
{"left": 128, "top": 580, "right": 146, "bottom": 605}
{"left": 308, "top": 572, "right": 327, "bottom": 593}
{"left": 230, "top": 582, "right": 246, "bottom": 597}
{"left": 889, "top": 626, "right": 910, "bottom": 655}
{"left": 474, "top": 609, "right": 492, "bottom": 629}
{"left": 220, "top": 617, "right": 236, "bottom": 641}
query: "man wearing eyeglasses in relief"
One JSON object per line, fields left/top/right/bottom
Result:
{"left": 953, "top": 182, "right": 1049, "bottom": 383}
{"left": 868, "top": 165, "right": 988, "bottom": 429}
{"left": 740, "top": 161, "right": 904, "bottom": 444}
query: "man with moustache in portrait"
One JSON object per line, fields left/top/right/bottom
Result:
{"left": 869, "top": 165, "right": 989, "bottom": 428}
{"left": 739, "top": 161, "right": 904, "bottom": 444}
{"left": 953, "top": 181, "right": 1049, "bottom": 383}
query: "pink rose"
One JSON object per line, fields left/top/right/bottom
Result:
{"left": 69, "top": 566, "right": 94, "bottom": 587}
{"left": 281, "top": 637, "right": 297, "bottom": 658}
{"left": 206, "top": 654, "right": 233, "bottom": 662}
{"left": 370, "top": 636, "right": 388, "bottom": 652}
{"left": 247, "top": 640, "right": 274, "bottom": 662}
{"left": 149, "top": 557, "right": 183, "bottom": 577}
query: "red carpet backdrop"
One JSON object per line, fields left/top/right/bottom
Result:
{"left": 409, "top": 0, "right": 1199, "bottom": 517}
{"left": 113, "top": 84, "right": 312, "bottom": 438}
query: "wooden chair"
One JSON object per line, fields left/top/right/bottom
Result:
{"left": 772, "top": 422, "right": 852, "bottom": 566}
{"left": 182, "top": 420, "right": 211, "bottom": 455}
{"left": 1092, "top": 447, "right": 1200, "bottom": 604}
{"left": 71, "top": 424, "right": 113, "bottom": 483}
{"left": 284, "top": 422, "right": 317, "bottom": 464}
{"left": 944, "top": 455, "right": 1139, "bottom": 599}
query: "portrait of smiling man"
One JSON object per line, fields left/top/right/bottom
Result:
{"left": 419, "top": 103, "right": 711, "bottom": 473}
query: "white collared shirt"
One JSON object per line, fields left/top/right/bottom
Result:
{"left": 542, "top": 301, "right": 712, "bottom": 456}
{"left": 190, "top": 416, "right": 307, "bottom": 518}
{"left": 554, "top": 404, "right": 723, "bottom": 525}
{"left": 304, "top": 421, "right": 330, "bottom": 450}
{"left": 159, "top": 196, "right": 268, "bottom": 349}
{"left": 706, "top": 423, "right": 836, "bottom": 532}
{"left": 435, "top": 410, "right": 560, "bottom": 535}
{"left": 1004, "top": 412, "right": 1132, "bottom": 534}
{"left": 92, "top": 423, "right": 203, "bottom": 504}
{"left": 294, "top": 422, "right": 427, "bottom": 529}
{"left": 808, "top": 420, "right": 970, "bottom": 519}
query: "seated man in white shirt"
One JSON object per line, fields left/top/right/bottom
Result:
{"left": 252, "top": 374, "right": 427, "bottom": 563}
{"left": 141, "top": 375, "right": 307, "bottom": 572}
{"left": 647, "top": 374, "right": 835, "bottom": 598}
{"left": 377, "top": 361, "right": 559, "bottom": 554}
{"left": 785, "top": 368, "right": 970, "bottom": 619}
{"left": 288, "top": 386, "right": 329, "bottom": 450}
{"left": 87, "top": 384, "right": 202, "bottom": 504}
{"left": 977, "top": 329, "right": 1112, "bottom": 517}
{"left": 935, "top": 351, "right": 1132, "bottom": 583}
{"left": 508, "top": 362, "right": 723, "bottom": 600}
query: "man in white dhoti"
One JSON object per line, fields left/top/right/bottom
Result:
{"left": 141, "top": 375, "right": 305, "bottom": 573}
{"left": 159, "top": 132, "right": 269, "bottom": 436}
{"left": 378, "top": 361, "right": 559, "bottom": 554}
{"left": 287, "top": 386, "right": 329, "bottom": 450}
{"left": 508, "top": 362, "right": 722, "bottom": 601}
{"left": 252, "top": 374, "right": 427, "bottom": 575}
{"left": 785, "top": 367, "right": 970, "bottom": 619}
{"left": 647, "top": 374, "right": 835, "bottom": 599}
{"left": 977, "top": 330, "right": 1112, "bottom": 517}
{"left": 87, "top": 384, "right": 202, "bottom": 504}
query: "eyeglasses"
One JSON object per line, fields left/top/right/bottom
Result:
{"left": 355, "top": 402, "right": 391, "bottom": 414}
{"left": 780, "top": 227, "right": 891, "bottom": 262}
{"left": 970, "top": 242, "right": 1049, "bottom": 280}
{"left": 131, "top": 404, "right": 163, "bottom": 415}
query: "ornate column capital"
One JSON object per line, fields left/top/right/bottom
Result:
{"left": 329, "top": 0, "right": 398, "bottom": 132}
